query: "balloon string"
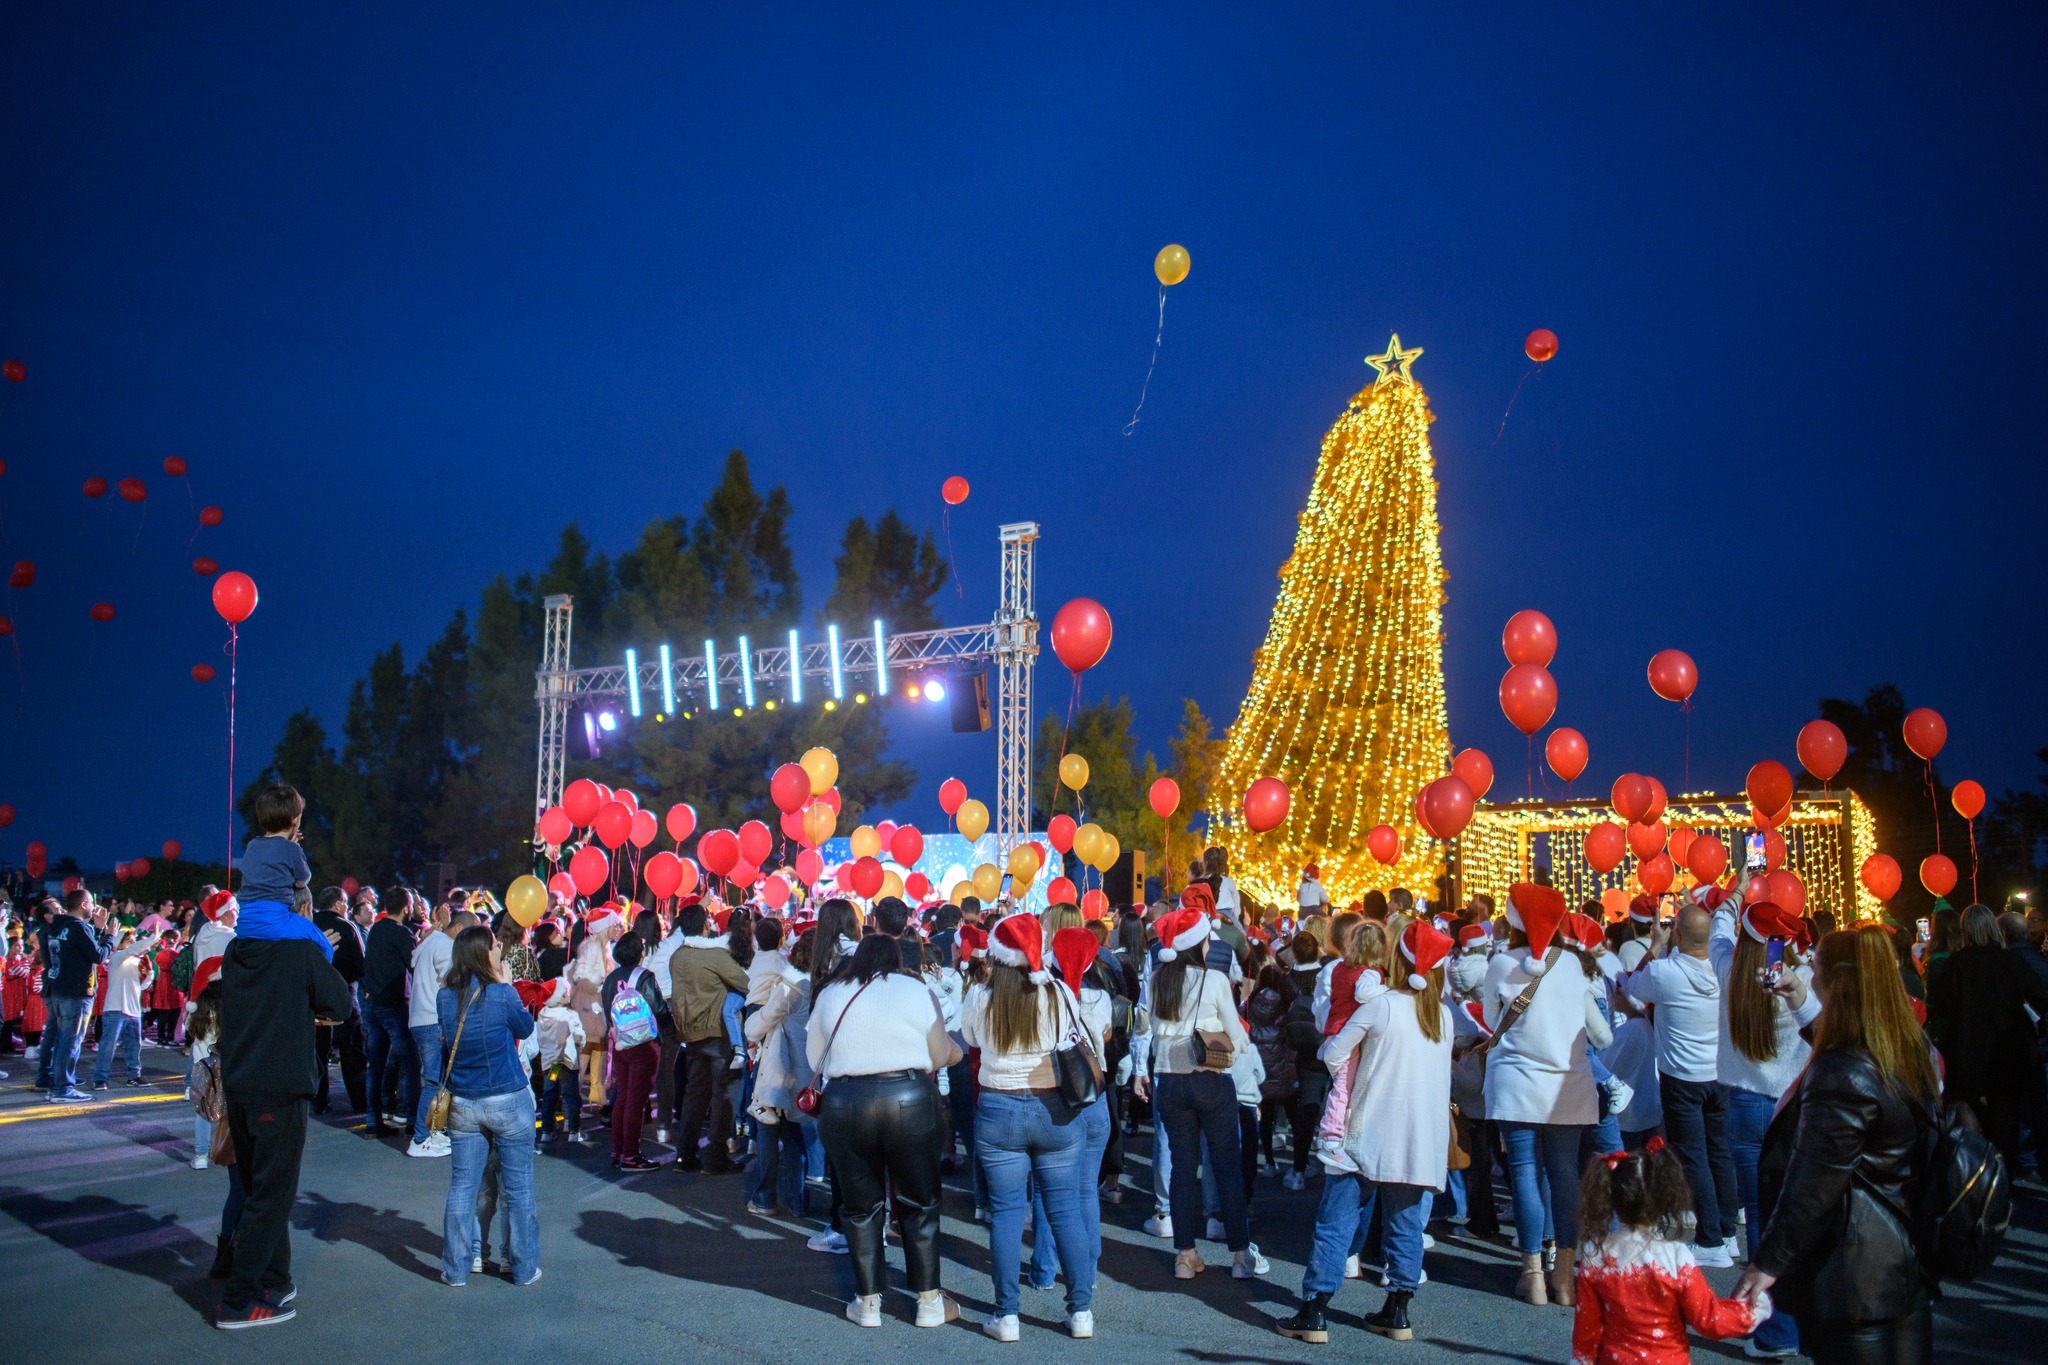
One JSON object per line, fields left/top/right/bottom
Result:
{"left": 1967, "top": 818, "right": 1978, "bottom": 904}
{"left": 226, "top": 623, "right": 238, "bottom": 877}
{"left": 1122, "top": 286, "right": 1167, "bottom": 436}
{"left": 1683, "top": 701, "right": 1693, "bottom": 791}
{"left": 1923, "top": 761, "right": 1941, "bottom": 855}
{"left": 1493, "top": 364, "right": 1540, "bottom": 445}
{"left": 1526, "top": 734, "right": 1534, "bottom": 800}
{"left": 131, "top": 498, "right": 148, "bottom": 556}
{"left": 942, "top": 507, "right": 964, "bottom": 600}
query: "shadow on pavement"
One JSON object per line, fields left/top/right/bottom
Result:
{"left": 292, "top": 1190, "right": 444, "bottom": 1281}
{"left": 575, "top": 1206, "right": 854, "bottom": 1319}
{"left": 0, "top": 1184, "right": 218, "bottom": 1320}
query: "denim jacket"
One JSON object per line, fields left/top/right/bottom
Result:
{"left": 435, "top": 982, "right": 535, "bottom": 1100}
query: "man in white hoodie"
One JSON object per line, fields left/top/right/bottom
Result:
{"left": 1615, "top": 900, "right": 1738, "bottom": 1266}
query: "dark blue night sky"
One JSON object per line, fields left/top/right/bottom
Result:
{"left": 3, "top": 6, "right": 2044, "bottom": 868}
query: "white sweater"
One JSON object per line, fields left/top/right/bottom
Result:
{"left": 1708, "top": 909, "right": 1821, "bottom": 1098}
{"left": 105, "top": 937, "right": 158, "bottom": 1016}
{"left": 1324, "top": 988, "right": 1453, "bottom": 1189}
{"left": 1617, "top": 950, "right": 1721, "bottom": 1084}
{"left": 807, "top": 973, "right": 955, "bottom": 1079}
{"left": 960, "top": 980, "right": 1091, "bottom": 1091}
{"left": 1132, "top": 964, "right": 1250, "bottom": 1076}
{"left": 1482, "top": 948, "right": 1600, "bottom": 1125}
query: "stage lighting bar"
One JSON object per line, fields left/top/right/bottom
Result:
{"left": 625, "top": 649, "right": 641, "bottom": 717}
{"left": 828, "top": 624, "right": 844, "bottom": 700}
{"left": 739, "top": 634, "right": 756, "bottom": 709}
{"left": 788, "top": 629, "right": 802, "bottom": 703}
{"left": 874, "top": 619, "right": 888, "bottom": 695}
{"left": 704, "top": 639, "right": 719, "bottom": 710}
{"left": 659, "top": 643, "right": 674, "bottom": 714}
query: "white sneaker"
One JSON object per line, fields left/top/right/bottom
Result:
{"left": 1142, "top": 1214, "right": 1173, "bottom": 1239}
{"left": 191, "top": 1156, "right": 209, "bottom": 1171}
{"left": 1316, "top": 1137, "right": 1359, "bottom": 1175}
{"left": 1282, "top": 1170, "right": 1306, "bottom": 1191}
{"left": 914, "top": 1292, "right": 959, "bottom": 1328}
{"left": 1344, "top": 1253, "right": 1364, "bottom": 1279}
{"left": 1205, "top": 1217, "right": 1227, "bottom": 1241}
{"left": 1693, "top": 1240, "right": 1735, "bottom": 1268}
{"left": 806, "top": 1229, "right": 848, "bottom": 1254}
{"left": 407, "top": 1138, "right": 451, "bottom": 1158}
{"left": 472, "top": 1253, "right": 484, "bottom": 1273}
{"left": 1065, "top": 1310, "right": 1094, "bottom": 1339}
{"left": 983, "top": 1314, "right": 1020, "bottom": 1343}
{"left": 1233, "top": 1243, "right": 1270, "bottom": 1279}
{"left": 1422, "top": 1232, "right": 1435, "bottom": 1249}
{"left": 845, "top": 1294, "right": 882, "bottom": 1328}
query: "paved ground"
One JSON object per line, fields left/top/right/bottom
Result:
{"left": 0, "top": 1043, "right": 2041, "bottom": 1363}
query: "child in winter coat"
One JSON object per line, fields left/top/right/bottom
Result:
{"left": 1573, "top": 1139, "right": 1763, "bottom": 1365}
{"left": 534, "top": 978, "right": 588, "bottom": 1143}
{"left": 1311, "top": 921, "right": 1388, "bottom": 1173}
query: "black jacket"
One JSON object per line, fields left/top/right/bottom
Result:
{"left": 361, "top": 916, "right": 414, "bottom": 1010}
{"left": 1926, "top": 945, "right": 2048, "bottom": 1098}
{"left": 220, "top": 936, "right": 353, "bottom": 1101}
{"left": 1753, "top": 1047, "right": 1931, "bottom": 1322}
{"left": 314, "top": 910, "right": 366, "bottom": 987}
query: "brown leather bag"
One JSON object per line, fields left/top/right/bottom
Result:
{"left": 427, "top": 986, "right": 480, "bottom": 1135}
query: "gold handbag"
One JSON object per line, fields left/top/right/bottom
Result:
{"left": 427, "top": 986, "right": 480, "bottom": 1135}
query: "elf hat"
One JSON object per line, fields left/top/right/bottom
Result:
{"left": 1456, "top": 923, "right": 1491, "bottom": 952}
{"left": 1741, "top": 901, "right": 1809, "bottom": 949}
{"left": 1505, "top": 883, "right": 1569, "bottom": 973}
{"left": 989, "top": 913, "right": 1051, "bottom": 984}
{"left": 1051, "top": 926, "right": 1098, "bottom": 994}
{"left": 201, "top": 890, "right": 239, "bottom": 922}
{"left": 1398, "top": 920, "right": 1455, "bottom": 990}
{"left": 1154, "top": 906, "right": 1211, "bottom": 962}
{"left": 1627, "top": 894, "right": 1658, "bottom": 924}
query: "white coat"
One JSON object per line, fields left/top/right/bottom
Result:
{"left": 1481, "top": 948, "right": 1601, "bottom": 1126}
{"left": 1323, "top": 987, "right": 1453, "bottom": 1190}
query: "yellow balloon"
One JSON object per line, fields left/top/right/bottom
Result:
{"left": 506, "top": 875, "right": 547, "bottom": 928}
{"left": 1072, "top": 822, "right": 1104, "bottom": 867}
{"left": 957, "top": 798, "right": 990, "bottom": 843}
{"left": 1094, "top": 831, "right": 1121, "bottom": 873}
{"left": 973, "top": 862, "right": 1002, "bottom": 902}
{"left": 1154, "top": 243, "right": 1190, "bottom": 287}
{"left": 1059, "top": 753, "right": 1090, "bottom": 791}
{"left": 1011, "top": 867, "right": 1036, "bottom": 898}
{"left": 800, "top": 747, "right": 839, "bottom": 796}
{"left": 850, "top": 825, "right": 880, "bottom": 859}
{"left": 1008, "top": 843, "right": 1040, "bottom": 879}
{"left": 880, "top": 869, "right": 904, "bottom": 901}
{"left": 802, "top": 800, "right": 836, "bottom": 848}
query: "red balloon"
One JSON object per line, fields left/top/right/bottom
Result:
{"left": 1422, "top": 776, "right": 1476, "bottom": 840}
{"left": 1501, "top": 610, "right": 1557, "bottom": 667}
{"left": 612, "top": 788, "right": 639, "bottom": 814}
{"left": 1767, "top": 869, "right": 1807, "bottom": 917}
{"left": 738, "top": 820, "right": 773, "bottom": 868}
{"left": 645, "top": 851, "right": 685, "bottom": 899}
{"left": 699, "top": 829, "right": 740, "bottom": 878}
{"left": 1745, "top": 760, "right": 1794, "bottom": 821}
{"left": 118, "top": 477, "right": 146, "bottom": 503}
{"left": 211, "top": 571, "right": 258, "bottom": 624}
{"left": 729, "top": 860, "right": 760, "bottom": 890}
{"left": 26, "top": 840, "right": 47, "bottom": 860}
{"left": 1610, "top": 773, "right": 1653, "bottom": 824}
{"left": 942, "top": 475, "right": 970, "bottom": 505}
{"left": 938, "top": 778, "right": 967, "bottom": 816}
{"left": 1046, "top": 876, "right": 1079, "bottom": 907}
{"left": 1860, "top": 853, "right": 1902, "bottom": 901}
{"left": 1524, "top": 329, "right": 1558, "bottom": 363}
{"left": 9, "top": 560, "right": 35, "bottom": 589}
{"left": 162, "top": 840, "right": 181, "bottom": 860}
{"left": 890, "top": 825, "right": 924, "bottom": 867}
{"left": 1366, "top": 824, "right": 1401, "bottom": 865}
{"left": 547, "top": 871, "right": 576, "bottom": 900}
{"left": 1763, "top": 829, "right": 1786, "bottom": 873}
{"left": 134, "top": 857, "right": 153, "bottom": 878}
{"left": 1050, "top": 598, "right": 1113, "bottom": 673}
{"left": 1149, "top": 777, "right": 1181, "bottom": 820}
{"left": 116, "top": 863, "right": 131, "bottom": 882}
{"left": 762, "top": 873, "right": 792, "bottom": 909}
{"left": 905, "top": 871, "right": 931, "bottom": 901}
{"left": 592, "top": 801, "right": 633, "bottom": 849}
{"left": 770, "top": 763, "right": 811, "bottom": 813}
{"left": 1047, "top": 813, "right": 1077, "bottom": 854}
{"left": 820, "top": 787, "right": 841, "bottom": 814}
{"left": 664, "top": 802, "right": 697, "bottom": 844}
{"left": 1669, "top": 825, "right": 1695, "bottom": 867}
{"left": 794, "top": 848, "right": 824, "bottom": 887}
{"left": 163, "top": 456, "right": 187, "bottom": 477}
{"left": 82, "top": 476, "right": 108, "bottom": 498}
{"left": 563, "top": 778, "right": 603, "bottom": 827}
{"left": 0, "top": 616, "right": 11, "bottom": 637}
{"left": 1627, "top": 821, "right": 1667, "bottom": 861}
{"left": 1902, "top": 708, "right": 1946, "bottom": 761}
{"left": 0, "top": 805, "right": 13, "bottom": 826}
{"left": 569, "top": 846, "right": 610, "bottom": 897}
{"left": 629, "top": 808, "right": 658, "bottom": 849}
{"left": 1413, "top": 787, "right": 1439, "bottom": 840}
{"left": 1, "top": 358, "right": 24, "bottom": 382}
{"left": 199, "top": 505, "right": 224, "bottom": 527}
{"left": 1646, "top": 650, "right": 1698, "bottom": 704}
{"left": 1642, "top": 776, "right": 1667, "bottom": 827}
{"left": 1242, "top": 776, "right": 1291, "bottom": 833}
{"left": 1637, "top": 852, "right": 1675, "bottom": 896}
{"left": 1919, "top": 854, "right": 1957, "bottom": 898}
{"left": 1686, "top": 834, "right": 1726, "bottom": 883}
{"left": 875, "top": 820, "right": 898, "bottom": 852}
{"left": 1951, "top": 780, "right": 1985, "bottom": 821}
{"left": 191, "top": 663, "right": 216, "bottom": 682}
{"left": 89, "top": 602, "right": 116, "bottom": 623}
{"left": 1585, "top": 821, "right": 1626, "bottom": 874}
{"left": 1451, "top": 748, "right": 1494, "bottom": 802}
{"left": 1081, "top": 888, "right": 1109, "bottom": 919}
{"left": 780, "top": 808, "right": 807, "bottom": 845}
{"left": 537, "top": 806, "right": 573, "bottom": 846}
{"left": 1498, "top": 664, "right": 1557, "bottom": 735}
{"left": 192, "top": 556, "right": 218, "bottom": 576}
{"left": 1796, "top": 720, "right": 1847, "bottom": 782}
{"left": 848, "top": 856, "right": 885, "bottom": 899}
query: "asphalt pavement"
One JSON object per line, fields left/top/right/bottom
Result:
{"left": 0, "top": 1042, "right": 2041, "bottom": 1363}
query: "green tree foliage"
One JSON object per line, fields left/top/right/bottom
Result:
{"left": 1031, "top": 696, "right": 1225, "bottom": 895}
{"left": 1819, "top": 683, "right": 1974, "bottom": 921}
{"left": 1982, "top": 747, "right": 2046, "bottom": 909}
{"left": 820, "top": 510, "right": 949, "bottom": 633}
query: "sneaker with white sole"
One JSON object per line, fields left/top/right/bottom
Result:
{"left": 471, "top": 1254, "right": 483, "bottom": 1273}
{"left": 514, "top": 1269, "right": 542, "bottom": 1287}
{"left": 1233, "top": 1243, "right": 1270, "bottom": 1278}
{"left": 1142, "top": 1214, "right": 1173, "bottom": 1239}
{"left": 984, "top": 1313, "right": 1020, "bottom": 1343}
{"left": 1345, "top": 1252, "right": 1364, "bottom": 1279}
{"left": 1315, "top": 1136, "right": 1359, "bottom": 1174}
{"left": 1422, "top": 1231, "right": 1435, "bottom": 1249}
{"left": 806, "top": 1229, "right": 848, "bottom": 1254}
{"left": 1066, "top": 1310, "right": 1094, "bottom": 1339}
{"left": 1693, "top": 1240, "right": 1735, "bottom": 1268}
{"left": 192, "top": 1156, "right": 209, "bottom": 1171}
{"left": 846, "top": 1294, "right": 882, "bottom": 1328}
{"left": 1282, "top": 1170, "right": 1307, "bottom": 1191}
{"left": 407, "top": 1138, "right": 451, "bottom": 1158}
{"left": 914, "top": 1292, "right": 959, "bottom": 1328}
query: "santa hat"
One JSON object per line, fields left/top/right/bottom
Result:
{"left": 1627, "top": 894, "right": 1658, "bottom": 925}
{"left": 1459, "top": 998, "right": 1493, "bottom": 1037}
{"left": 1456, "top": 923, "right": 1490, "bottom": 952}
{"left": 1154, "top": 906, "right": 1211, "bottom": 962}
{"left": 1051, "top": 926, "right": 1098, "bottom": 994}
{"left": 189, "top": 955, "right": 222, "bottom": 1000}
{"left": 1565, "top": 912, "right": 1607, "bottom": 952}
{"left": 989, "top": 913, "right": 1051, "bottom": 984}
{"left": 584, "top": 904, "right": 624, "bottom": 936}
{"left": 956, "top": 922, "right": 989, "bottom": 959}
{"left": 709, "top": 907, "right": 732, "bottom": 934}
{"left": 1506, "top": 883, "right": 1568, "bottom": 973}
{"left": 513, "top": 979, "right": 552, "bottom": 1014}
{"left": 201, "top": 890, "right": 239, "bottom": 922}
{"left": 1398, "top": 920, "right": 1454, "bottom": 990}
{"left": 1740, "top": 901, "right": 1809, "bottom": 949}
{"left": 1302, "top": 863, "right": 1320, "bottom": 880}
{"left": 1179, "top": 882, "right": 1215, "bottom": 917}
{"left": 545, "top": 976, "right": 571, "bottom": 1008}
{"left": 1691, "top": 884, "right": 1733, "bottom": 912}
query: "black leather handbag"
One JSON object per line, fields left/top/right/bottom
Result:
{"left": 1051, "top": 983, "right": 1105, "bottom": 1108}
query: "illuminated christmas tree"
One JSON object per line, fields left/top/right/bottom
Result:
{"left": 1217, "top": 335, "right": 1451, "bottom": 904}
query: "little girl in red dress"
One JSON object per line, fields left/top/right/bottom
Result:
{"left": 1573, "top": 1138, "right": 1767, "bottom": 1365}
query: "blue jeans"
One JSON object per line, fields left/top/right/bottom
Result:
{"left": 1303, "top": 1170, "right": 1374, "bottom": 1294}
{"left": 93, "top": 1012, "right": 143, "bottom": 1084}
{"left": 1156, "top": 1070, "right": 1249, "bottom": 1253}
{"left": 745, "top": 1118, "right": 808, "bottom": 1214}
{"left": 977, "top": 1090, "right": 1097, "bottom": 1316}
{"left": 1660, "top": 1075, "right": 1737, "bottom": 1248}
{"left": 41, "top": 995, "right": 90, "bottom": 1095}
{"left": 1027, "top": 1097, "right": 1109, "bottom": 1285}
{"left": 411, "top": 1023, "right": 443, "bottom": 1145}
{"left": 1729, "top": 1087, "right": 1800, "bottom": 1354}
{"left": 538, "top": 1068, "right": 581, "bottom": 1136}
{"left": 1378, "top": 1182, "right": 1432, "bottom": 1292}
{"left": 362, "top": 1002, "right": 418, "bottom": 1130}
{"left": 1499, "top": 1120, "right": 1587, "bottom": 1253}
{"left": 443, "top": 1090, "right": 540, "bottom": 1285}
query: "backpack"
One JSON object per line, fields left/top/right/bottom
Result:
{"left": 609, "top": 968, "right": 658, "bottom": 1049}
{"left": 1859, "top": 1096, "right": 2011, "bottom": 1285}
{"left": 170, "top": 940, "right": 196, "bottom": 995}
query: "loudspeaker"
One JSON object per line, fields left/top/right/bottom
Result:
{"left": 950, "top": 671, "right": 992, "bottom": 733}
{"left": 1103, "top": 848, "right": 1145, "bottom": 907}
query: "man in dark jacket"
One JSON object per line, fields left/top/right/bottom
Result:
{"left": 358, "top": 887, "right": 418, "bottom": 1134}
{"left": 216, "top": 916, "right": 350, "bottom": 1329}
{"left": 38, "top": 891, "right": 108, "bottom": 1101}
{"left": 311, "top": 886, "right": 367, "bottom": 1116}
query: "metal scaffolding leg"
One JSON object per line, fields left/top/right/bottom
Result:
{"left": 534, "top": 594, "right": 574, "bottom": 826}
{"left": 994, "top": 522, "right": 1040, "bottom": 856}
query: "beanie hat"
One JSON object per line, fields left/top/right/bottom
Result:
{"left": 1051, "top": 926, "right": 1098, "bottom": 994}
{"left": 1456, "top": 923, "right": 1490, "bottom": 952}
{"left": 1506, "top": 883, "right": 1569, "bottom": 973}
{"left": 1398, "top": 920, "right": 1454, "bottom": 990}
{"left": 989, "top": 913, "right": 1051, "bottom": 984}
{"left": 1627, "top": 894, "right": 1658, "bottom": 924}
{"left": 1179, "top": 882, "right": 1216, "bottom": 917}
{"left": 1741, "top": 901, "right": 1810, "bottom": 949}
{"left": 1154, "top": 907, "right": 1211, "bottom": 962}
{"left": 201, "top": 890, "right": 238, "bottom": 922}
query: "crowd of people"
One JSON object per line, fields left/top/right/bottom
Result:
{"left": 4, "top": 794, "right": 2043, "bottom": 1362}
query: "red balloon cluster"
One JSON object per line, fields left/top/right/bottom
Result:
{"left": 1050, "top": 599, "right": 1113, "bottom": 673}
{"left": 942, "top": 476, "right": 970, "bottom": 505}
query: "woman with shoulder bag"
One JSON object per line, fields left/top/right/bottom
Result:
{"left": 1130, "top": 905, "right": 1259, "bottom": 1282}
{"left": 807, "top": 932, "right": 961, "bottom": 1330}
{"left": 436, "top": 925, "right": 540, "bottom": 1287}
{"left": 1736, "top": 928, "right": 1940, "bottom": 1365}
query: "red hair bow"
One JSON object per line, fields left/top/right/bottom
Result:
{"left": 1600, "top": 1136, "right": 1665, "bottom": 1170}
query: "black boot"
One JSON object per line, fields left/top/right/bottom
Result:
{"left": 208, "top": 1237, "right": 235, "bottom": 1281}
{"left": 1365, "top": 1290, "right": 1413, "bottom": 1341}
{"left": 1276, "top": 1291, "right": 1331, "bottom": 1344}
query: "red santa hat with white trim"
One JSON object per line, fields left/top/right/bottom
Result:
{"left": 1691, "top": 883, "right": 1735, "bottom": 912}
{"left": 1740, "top": 900, "right": 1810, "bottom": 950}
{"left": 201, "top": 890, "right": 239, "bottom": 922}
{"left": 1505, "top": 883, "right": 1569, "bottom": 974}
{"left": 1456, "top": 923, "right": 1490, "bottom": 953}
{"left": 189, "top": 955, "right": 223, "bottom": 1001}
{"left": 584, "top": 903, "right": 624, "bottom": 936}
{"left": 1398, "top": 920, "right": 1454, "bottom": 991}
{"left": 1153, "top": 906, "right": 1211, "bottom": 963}
{"left": 1564, "top": 912, "right": 1607, "bottom": 953}
{"left": 956, "top": 923, "right": 989, "bottom": 959}
{"left": 988, "top": 913, "right": 1052, "bottom": 984}
{"left": 1627, "top": 894, "right": 1658, "bottom": 925}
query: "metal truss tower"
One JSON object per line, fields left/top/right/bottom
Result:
{"left": 533, "top": 595, "right": 575, "bottom": 824}
{"left": 993, "top": 522, "right": 1039, "bottom": 855}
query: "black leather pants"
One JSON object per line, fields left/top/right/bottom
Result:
{"left": 818, "top": 1071, "right": 944, "bottom": 1296}
{"left": 1806, "top": 1305, "right": 1933, "bottom": 1365}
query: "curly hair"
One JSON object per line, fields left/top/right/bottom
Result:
{"left": 1578, "top": 1142, "right": 1694, "bottom": 1245}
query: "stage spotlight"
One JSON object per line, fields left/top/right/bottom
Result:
{"left": 824, "top": 699, "right": 837, "bottom": 712}
{"left": 855, "top": 692, "right": 868, "bottom": 705}
{"left": 924, "top": 678, "right": 947, "bottom": 703}
{"left": 907, "top": 683, "right": 922, "bottom": 700}
{"left": 597, "top": 711, "right": 618, "bottom": 733}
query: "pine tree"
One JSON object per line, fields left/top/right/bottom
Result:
{"left": 1216, "top": 336, "right": 1451, "bottom": 905}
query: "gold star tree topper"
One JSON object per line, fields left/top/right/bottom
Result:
{"left": 1365, "top": 334, "right": 1423, "bottom": 384}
